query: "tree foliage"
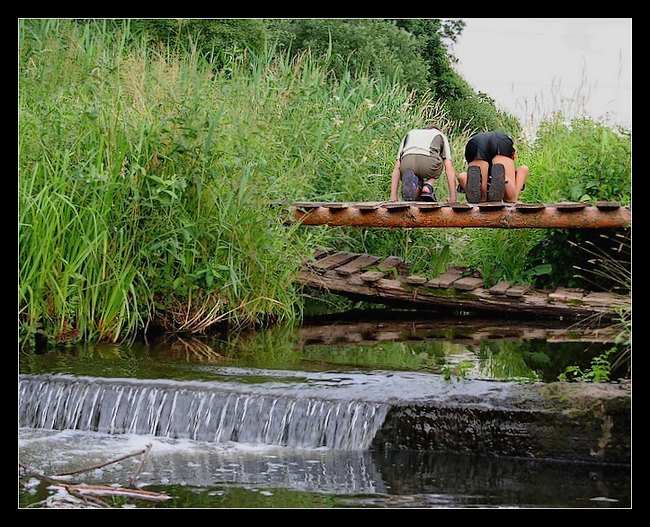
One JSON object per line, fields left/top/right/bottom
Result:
{"left": 271, "top": 18, "right": 518, "bottom": 135}
{"left": 268, "top": 19, "right": 430, "bottom": 89}
{"left": 109, "top": 18, "right": 518, "bottom": 134}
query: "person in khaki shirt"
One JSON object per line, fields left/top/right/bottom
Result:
{"left": 390, "top": 124, "right": 457, "bottom": 203}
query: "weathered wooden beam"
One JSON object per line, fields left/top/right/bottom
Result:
{"left": 291, "top": 202, "right": 631, "bottom": 229}
{"left": 296, "top": 269, "right": 625, "bottom": 319}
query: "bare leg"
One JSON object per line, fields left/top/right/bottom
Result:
{"left": 457, "top": 171, "right": 467, "bottom": 189}
{"left": 492, "top": 155, "right": 525, "bottom": 202}
{"left": 493, "top": 154, "right": 529, "bottom": 203}
{"left": 420, "top": 177, "right": 437, "bottom": 198}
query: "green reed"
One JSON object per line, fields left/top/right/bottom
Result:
{"left": 18, "top": 20, "right": 432, "bottom": 345}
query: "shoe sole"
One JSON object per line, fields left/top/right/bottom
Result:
{"left": 466, "top": 165, "right": 482, "bottom": 203}
{"left": 401, "top": 170, "right": 419, "bottom": 201}
{"left": 488, "top": 164, "right": 506, "bottom": 202}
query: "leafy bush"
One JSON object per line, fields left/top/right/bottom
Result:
{"left": 269, "top": 19, "right": 429, "bottom": 91}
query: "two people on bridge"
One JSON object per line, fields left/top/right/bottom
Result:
{"left": 390, "top": 128, "right": 529, "bottom": 204}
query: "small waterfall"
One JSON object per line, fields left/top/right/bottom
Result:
{"left": 19, "top": 375, "right": 389, "bottom": 450}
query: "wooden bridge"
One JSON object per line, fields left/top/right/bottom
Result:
{"left": 289, "top": 200, "right": 630, "bottom": 318}
{"left": 290, "top": 201, "right": 631, "bottom": 229}
{"left": 297, "top": 249, "right": 629, "bottom": 320}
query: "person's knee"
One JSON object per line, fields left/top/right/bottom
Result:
{"left": 518, "top": 164, "right": 529, "bottom": 175}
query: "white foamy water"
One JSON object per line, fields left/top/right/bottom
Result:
{"left": 19, "top": 428, "right": 385, "bottom": 494}
{"left": 19, "top": 374, "right": 390, "bottom": 450}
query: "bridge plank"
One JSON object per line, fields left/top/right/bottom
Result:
{"left": 489, "top": 281, "right": 511, "bottom": 295}
{"left": 514, "top": 203, "right": 546, "bottom": 213}
{"left": 478, "top": 202, "right": 506, "bottom": 211}
{"left": 453, "top": 276, "right": 485, "bottom": 291}
{"left": 294, "top": 201, "right": 324, "bottom": 211}
{"left": 413, "top": 203, "right": 444, "bottom": 211}
{"left": 376, "top": 256, "right": 404, "bottom": 271}
{"left": 356, "top": 202, "right": 384, "bottom": 211}
{"left": 548, "top": 287, "right": 585, "bottom": 304}
{"left": 383, "top": 202, "right": 410, "bottom": 211}
{"left": 313, "top": 246, "right": 335, "bottom": 260}
{"left": 335, "top": 255, "right": 381, "bottom": 276}
{"left": 505, "top": 285, "right": 529, "bottom": 298}
{"left": 428, "top": 269, "right": 464, "bottom": 289}
{"left": 308, "top": 252, "right": 358, "bottom": 273}
{"left": 596, "top": 201, "right": 621, "bottom": 211}
{"left": 405, "top": 275, "right": 428, "bottom": 285}
{"left": 359, "top": 270, "right": 385, "bottom": 283}
{"left": 582, "top": 291, "right": 629, "bottom": 308}
{"left": 322, "top": 202, "right": 348, "bottom": 210}
{"left": 450, "top": 203, "right": 471, "bottom": 212}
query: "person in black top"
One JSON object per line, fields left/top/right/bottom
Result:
{"left": 457, "top": 131, "right": 529, "bottom": 203}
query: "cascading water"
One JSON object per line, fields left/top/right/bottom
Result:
{"left": 19, "top": 374, "right": 389, "bottom": 450}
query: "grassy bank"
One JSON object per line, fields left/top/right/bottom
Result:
{"left": 18, "top": 20, "right": 433, "bottom": 345}
{"left": 19, "top": 20, "right": 631, "bottom": 346}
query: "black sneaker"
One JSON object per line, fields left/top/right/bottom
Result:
{"left": 488, "top": 163, "right": 506, "bottom": 202}
{"left": 466, "top": 165, "right": 482, "bottom": 203}
{"left": 401, "top": 169, "right": 420, "bottom": 201}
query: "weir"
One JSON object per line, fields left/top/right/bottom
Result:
{"left": 19, "top": 372, "right": 630, "bottom": 463}
{"left": 18, "top": 374, "right": 388, "bottom": 450}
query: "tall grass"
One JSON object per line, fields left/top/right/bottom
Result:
{"left": 520, "top": 114, "right": 631, "bottom": 205}
{"left": 18, "top": 20, "right": 438, "bottom": 345}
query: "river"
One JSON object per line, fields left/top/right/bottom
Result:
{"left": 18, "top": 314, "right": 630, "bottom": 508}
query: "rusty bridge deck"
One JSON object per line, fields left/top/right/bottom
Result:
{"left": 297, "top": 250, "right": 629, "bottom": 320}
{"left": 290, "top": 201, "right": 631, "bottom": 229}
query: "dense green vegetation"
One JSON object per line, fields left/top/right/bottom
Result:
{"left": 19, "top": 19, "right": 631, "bottom": 346}
{"left": 94, "top": 18, "right": 517, "bottom": 135}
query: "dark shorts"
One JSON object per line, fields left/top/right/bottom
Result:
{"left": 464, "top": 131, "right": 515, "bottom": 163}
{"left": 400, "top": 153, "right": 443, "bottom": 181}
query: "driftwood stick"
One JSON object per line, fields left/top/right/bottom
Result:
{"left": 129, "top": 443, "right": 152, "bottom": 487}
{"left": 66, "top": 488, "right": 112, "bottom": 508}
{"left": 54, "top": 447, "right": 148, "bottom": 477}
{"left": 55, "top": 483, "right": 171, "bottom": 502}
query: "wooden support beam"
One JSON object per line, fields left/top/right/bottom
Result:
{"left": 290, "top": 202, "right": 631, "bottom": 229}
{"left": 296, "top": 269, "right": 626, "bottom": 318}
{"left": 297, "top": 251, "right": 630, "bottom": 319}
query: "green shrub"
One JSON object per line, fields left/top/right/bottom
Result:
{"left": 522, "top": 115, "right": 631, "bottom": 204}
